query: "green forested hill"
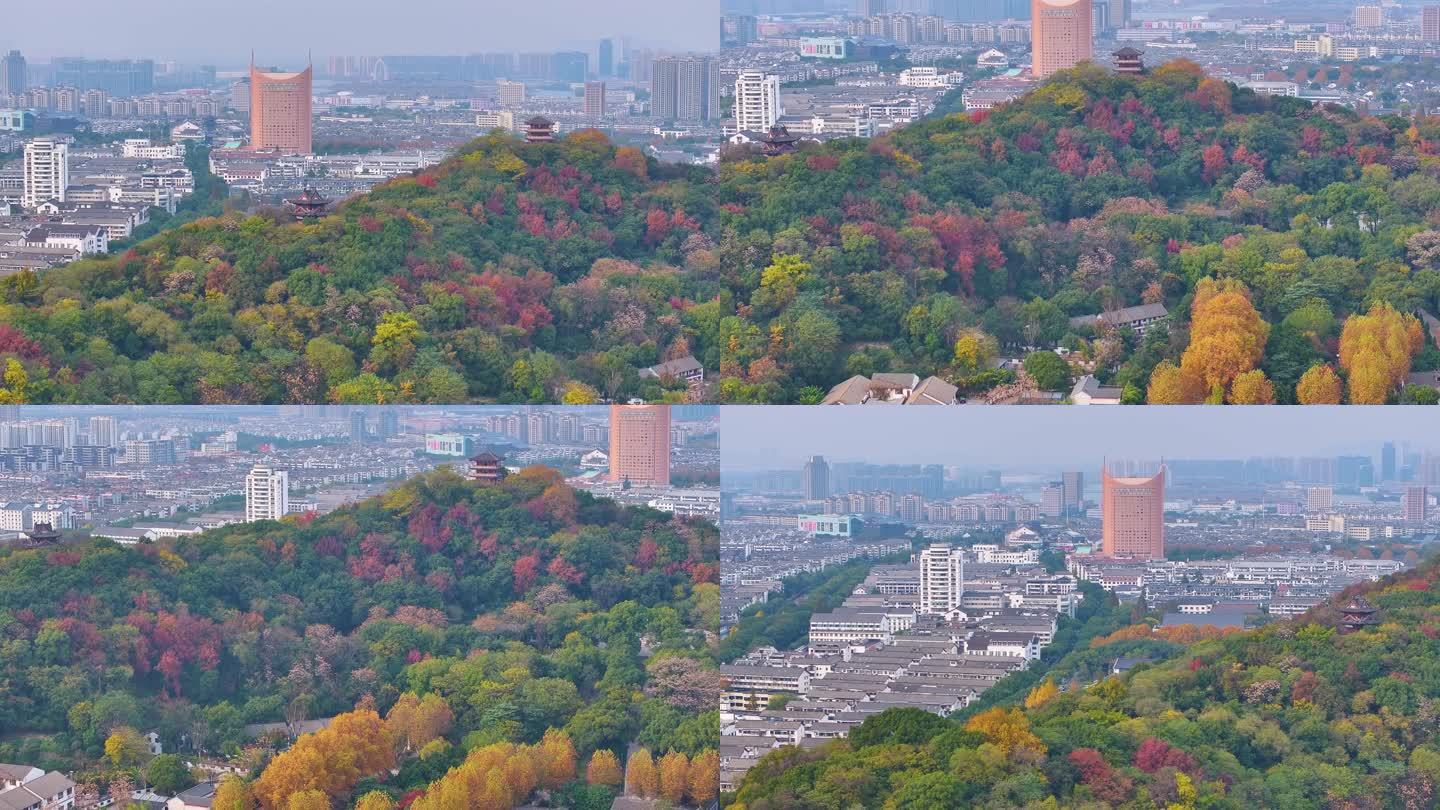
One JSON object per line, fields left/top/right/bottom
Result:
{"left": 729, "top": 556, "right": 1440, "bottom": 809}
{"left": 7, "top": 61, "right": 1440, "bottom": 404}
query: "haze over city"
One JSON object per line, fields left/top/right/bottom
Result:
{"left": 0, "top": 0, "right": 721, "bottom": 61}
{"left": 721, "top": 407, "right": 1440, "bottom": 470}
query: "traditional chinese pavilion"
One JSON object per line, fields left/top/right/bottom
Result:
{"left": 1338, "top": 595, "right": 1378, "bottom": 634}
{"left": 285, "top": 186, "right": 330, "bottom": 220}
{"left": 469, "top": 451, "right": 508, "bottom": 483}
{"left": 759, "top": 125, "right": 800, "bottom": 157}
{"left": 1112, "top": 47, "right": 1145, "bottom": 75}
{"left": 524, "top": 116, "right": 556, "bottom": 143}
{"left": 23, "top": 522, "right": 61, "bottom": 548}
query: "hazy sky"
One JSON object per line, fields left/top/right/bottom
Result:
{"left": 3, "top": 0, "right": 719, "bottom": 63}
{"left": 721, "top": 407, "right": 1440, "bottom": 471}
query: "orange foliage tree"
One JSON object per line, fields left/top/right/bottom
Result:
{"left": 657, "top": 751, "right": 690, "bottom": 803}
{"left": 252, "top": 709, "right": 395, "bottom": 809}
{"left": 586, "top": 750, "right": 623, "bottom": 786}
{"left": 687, "top": 750, "right": 720, "bottom": 804}
{"left": 625, "top": 748, "right": 660, "bottom": 798}
{"left": 407, "top": 730, "right": 578, "bottom": 810}
{"left": 963, "top": 707, "right": 1046, "bottom": 757}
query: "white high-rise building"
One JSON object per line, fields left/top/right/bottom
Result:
{"left": 22, "top": 137, "right": 67, "bottom": 208}
{"left": 88, "top": 415, "right": 118, "bottom": 447}
{"left": 734, "top": 70, "right": 781, "bottom": 132}
{"left": 245, "top": 466, "right": 289, "bottom": 522}
{"left": 919, "top": 543, "right": 964, "bottom": 614}
{"left": 1306, "top": 486, "right": 1333, "bottom": 513}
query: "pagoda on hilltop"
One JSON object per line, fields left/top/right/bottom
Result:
{"left": 1112, "top": 47, "right": 1145, "bottom": 75}
{"left": 759, "top": 124, "right": 800, "bottom": 157}
{"left": 285, "top": 186, "right": 330, "bottom": 220}
{"left": 1338, "top": 595, "right": 1379, "bottom": 634}
{"left": 469, "top": 451, "right": 508, "bottom": 484}
{"left": 22, "top": 522, "right": 62, "bottom": 548}
{"left": 524, "top": 116, "right": 556, "bottom": 143}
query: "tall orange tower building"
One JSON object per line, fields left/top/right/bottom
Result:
{"left": 608, "top": 405, "right": 671, "bottom": 487}
{"left": 250, "top": 57, "right": 313, "bottom": 154}
{"left": 1031, "top": 0, "right": 1093, "bottom": 79}
{"left": 1101, "top": 466, "right": 1165, "bottom": 559}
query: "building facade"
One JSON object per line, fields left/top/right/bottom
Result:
{"left": 244, "top": 466, "right": 289, "bottom": 522}
{"left": 1101, "top": 467, "right": 1164, "bottom": 559}
{"left": 608, "top": 405, "right": 671, "bottom": 486}
{"left": 1030, "top": 0, "right": 1094, "bottom": 79}
{"left": 22, "top": 138, "right": 67, "bottom": 209}
{"left": 919, "top": 543, "right": 965, "bottom": 614}
{"left": 250, "top": 62, "right": 313, "bottom": 154}
{"left": 734, "top": 71, "right": 781, "bottom": 132}
{"left": 803, "top": 455, "right": 829, "bottom": 500}
{"left": 651, "top": 56, "right": 719, "bottom": 122}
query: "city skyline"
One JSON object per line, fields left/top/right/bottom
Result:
{"left": 720, "top": 407, "right": 1440, "bottom": 471}
{"left": 0, "top": 0, "right": 720, "bottom": 62}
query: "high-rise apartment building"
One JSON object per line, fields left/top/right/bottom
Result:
{"left": 1101, "top": 467, "right": 1164, "bottom": 558}
{"left": 1403, "top": 486, "right": 1427, "bottom": 523}
{"left": 1040, "top": 483, "right": 1065, "bottom": 517}
{"left": 22, "top": 138, "right": 67, "bottom": 209}
{"left": 609, "top": 405, "right": 671, "bottom": 486}
{"left": 734, "top": 71, "right": 781, "bottom": 132}
{"left": 87, "top": 416, "right": 117, "bottom": 448}
{"left": 1354, "top": 5, "right": 1383, "bottom": 27}
{"left": 599, "top": 39, "right": 615, "bottom": 77}
{"left": 245, "top": 466, "right": 289, "bottom": 522}
{"left": 1424, "top": 6, "right": 1440, "bottom": 40}
{"left": 350, "top": 410, "right": 368, "bottom": 444}
{"left": 584, "top": 81, "right": 607, "bottom": 118}
{"left": 1382, "top": 442, "right": 1396, "bottom": 481}
{"left": 919, "top": 543, "right": 965, "bottom": 614}
{"left": 497, "top": 80, "right": 527, "bottom": 106}
{"left": 1030, "top": 0, "right": 1093, "bottom": 79}
{"left": 651, "top": 56, "right": 720, "bottom": 122}
{"left": 803, "top": 455, "right": 830, "bottom": 500}
{"left": 1306, "top": 486, "right": 1333, "bottom": 513}
{"left": 1109, "top": 0, "right": 1131, "bottom": 28}
{"left": 1062, "top": 471, "right": 1084, "bottom": 514}
{"left": 250, "top": 60, "right": 313, "bottom": 154}
{"left": 1, "top": 51, "right": 26, "bottom": 94}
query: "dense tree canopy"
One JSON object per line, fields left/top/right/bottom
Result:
{"left": 0, "top": 468, "right": 719, "bottom": 806}
{"left": 6, "top": 63, "right": 1440, "bottom": 403}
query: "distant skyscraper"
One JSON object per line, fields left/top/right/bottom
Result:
{"left": 552, "top": 51, "right": 589, "bottom": 83}
{"left": 722, "top": 14, "right": 760, "bottom": 46}
{"left": 1040, "top": 483, "right": 1065, "bottom": 517}
{"left": 1354, "top": 5, "right": 1383, "bottom": 27}
{"left": 803, "top": 455, "right": 830, "bottom": 500}
{"left": 734, "top": 70, "right": 781, "bottom": 132}
{"left": 1109, "top": 0, "right": 1130, "bottom": 27}
{"left": 1424, "top": 6, "right": 1440, "bottom": 40}
{"left": 245, "top": 466, "right": 289, "bottom": 522}
{"left": 52, "top": 58, "right": 154, "bottom": 96}
{"left": 1, "top": 51, "right": 26, "bottom": 94}
{"left": 651, "top": 56, "right": 720, "bottom": 122}
{"left": 87, "top": 416, "right": 117, "bottom": 448}
{"left": 919, "top": 543, "right": 964, "bottom": 614}
{"left": 22, "top": 138, "right": 67, "bottom": 209}
{"left": 1403, "top": 486, "right": 1427, "bottom": 523}
{"left": 1031, "top": 0, "right": 1093, "bottom": 79}
{"left": 609, "top": 405, "right": 671, "bottom": 486}
{"left": 1101, "top": 466, "right": 1164, "bottom": 559}
{"left": 599, "top": 39, "right": 615, "bottom": 77}
{"left": 378, "top": 410, "right": 400, "bottom": 440}
{"left": 350, "top": 410, "right": 368, "bottom": 444}
{"left": 584, "top": 81, "right": 607, "bottom": 118}
{"left": 1382, "top": 442, "right": 1397, "bottom": 481}
{"left": 1062, "top": 471, "right": 1084, "bottom": 514}
{"left": 250, "top": 59, "right": 313, "bottom": 154}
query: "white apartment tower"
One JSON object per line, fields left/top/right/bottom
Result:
{"left": 245, "top": 466, "right": 289, "bottom": 522}
{"left": 22, "top": 137, "right": 67, "bottom": 208}
{"left": 919, "top": 543, "right": 965, "bottom": 614}
{"left": 734, "top": 71, "right": 781, "bottom": 132}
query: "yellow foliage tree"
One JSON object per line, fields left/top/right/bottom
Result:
{"left": 284, "top": 790, "right": 329, "bottom": 810}
{"left": 1023, "top": 679, "right": 1059, "bottom": 710}
{"left": 353, "top": 792, "right": 396, "bottom": 810}
{"left": 688, "top": 750, "right": 720, "bottom": 804}
{"left": 1146, "top": 360, "right": 1203, "bottom": 404}
{"left": 586, "top": 750, "right": 623, "bottom": 786}
{"left": 213, "top": 776, "right": 255, "bottom": 810}
{"left": 1227, "top": 369, "right": 1275, "bottom": 404}
{"left": 657, "top": 752, "right": 690, "bottom": 804}
{"left": 962, "top": 707, "right": 1046, "bottom": 757}
{"left": 625, "top": 748, "right": 660, "bottom": 798}
{"left": 1338, "top": 303, "right": 1425, "bottom": 403}
{"left": 536, "top": 728, "right": 576, "bottom": 789}
{"left": 1178, "top": 278, "right": 1270, "bottom": 401}
{"left": 1295, "top": 364, "right": 1343, "bottom": 404}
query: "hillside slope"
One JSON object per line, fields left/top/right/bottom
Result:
{"left": 6, "top": 61, "right": 1440, "bottom": 403}
{"left": 730, "top": 557, "right": 1440, "bottom": 809}
{"left": 0, "top": 467, "right": 719, "bottom": 806}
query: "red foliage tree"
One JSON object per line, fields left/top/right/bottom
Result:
{"left": 514, "top": 554, "right": 542, "bottom": 593}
